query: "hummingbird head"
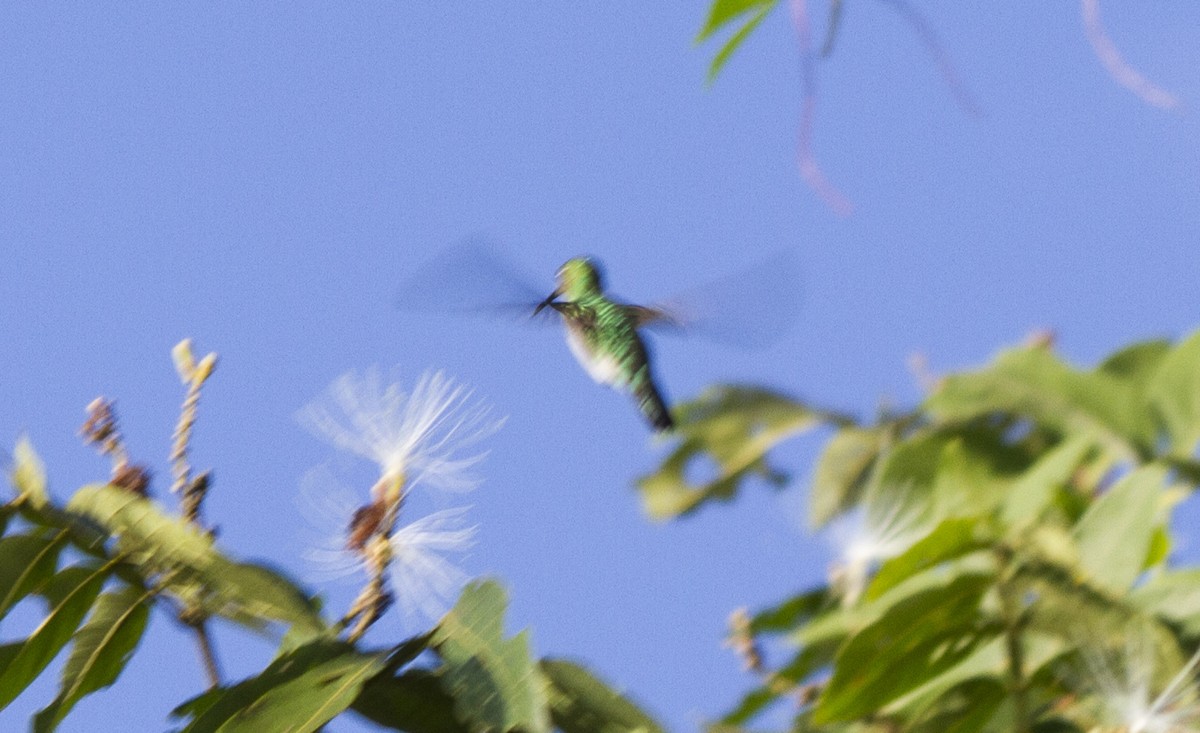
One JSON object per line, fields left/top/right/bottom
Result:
{"left": 555, "top": 257, "right": 604, "bottom": 300}
{"left": 534, "top": 257, "right": 603, "bottom": 316}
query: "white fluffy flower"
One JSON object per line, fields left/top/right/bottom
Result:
{"left": 827, "top": 491, "right": 929, "bottom": 605}
{"left": 297, "top": 466, "right": 478, "bottom": 622}
{"left": 1082, "top": 630, "right": 1200, "bottom": 733}
{"left": 387, "top": 507, "right": 478, "bottom": 620}
{"left": 298, "top": 368, "right": 505, "bottom": 492}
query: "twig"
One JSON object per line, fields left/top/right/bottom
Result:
{"left": 871, "top": 0, "right": 981, "bottom": 117}
{"left": 170, "top": 341, "right": 218, "bottom": 525}
{"left": 1081, "top": 0, "right": 1180, "bottom": 110}
{"left": 342, "top": 477, "right": 407, "bottom": 642}
{"left": 790, "top": 0, "right": 854, "bottom": 217}
{"left": 182, "top": 610, "right": 223, "bottom": 690}
{"left": 995, "top": 547, "right": 1032, "bottom": 733}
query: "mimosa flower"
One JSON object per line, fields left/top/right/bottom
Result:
{"left": 827, "top": 490, "right": 929, "bottom": 605}
{"left": 298, "top": 367, "right": 505, "bottom": 492}
{"left": 1081, "top": 630, "right": 1200, "bottom": 733}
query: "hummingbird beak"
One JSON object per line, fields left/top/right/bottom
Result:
{"left": 533, "top": 287, "right": 562, "bottom": 317}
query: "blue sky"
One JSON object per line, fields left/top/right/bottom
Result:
{"left": 2, "top": 3, "right": 1199, "bottom": 730}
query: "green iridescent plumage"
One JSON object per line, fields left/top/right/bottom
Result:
{"left": 535, "top": 258, "right": 674, "bottom": 432}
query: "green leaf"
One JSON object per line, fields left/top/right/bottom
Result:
{"left": 11, "top": 436, "right": 49, "bottom": 509}
{"left": 636, "top": 386, "right": 824, "bottom": 520}
{"left": 1073, "top": 465, "right": 1167, "bottom": 592}
{"left": 706, "top": 5, "right": 772, "bottom": 83}
{"left": 903, "top": 678, "right": 1007, "bottom": 733}
{"left": 696, "top": 0, "right": 776, "bottom": 42}
{"left": 33, "top": 584, "right": 153, "bottom": 732}
{"left": 201, "top": 562, "right": 325, "bottom": 639}
{"left": 14, "top": 502, "right": 111, "bottom": 558}
{"left": 541, "top": 658, "right": 665, "bottom": 733}
{"left": 0, "top": 562, "right": 113, "bottom": 709}
{"left": 813, "top": 573, "right": 994, "bottom": 724}
{"left": 794, "top": 555, "right": 995, "bottom": 650}
{"left": 862, "top": 426, "right": 1028, "bottom": 524}
{"left": 1015, "top": 557, "right": 1165, "bottom": 655}
{"left": 0, "top": 532, "right": 66, "bottom": 618}
{"left": 866, "top": 517, "right": 994, "bottom": 601}
{"left": 1132, "top": 568, "right": 1200, "bottom": 637}
{"left": 67, "top": 483, "right": 217, "bottom": 571}
{"left": 1147, "top": 329, "right": 1200, "bottom": 454}
{"left": 809, "top": 426, "right": 884, "bottom": 528}
{"left": 748, "top": 587, "right": 831, "bottom": 634}
{"left": 432, "top": 580, "right": 550, "bottom": 733}
{"left": 883, "top": 632, "right": 1064, "bottom": 719}
{"left": 719, "top": 685, "right": 778, "bottom": 726}
{"left": 351, "top": 669, "right": 466, "bottom": 733}
{"left": 67, "top": 485, "right": 323, "bottom": 633}
{"left": 927, "top": 345, "right": 1155, "bottom": 458}
{"left": 174, "top": 640, "right": 385, "bottom": 733}
{"left": 1000, "top": 436, "right": 1093, "bottom": 525}
{"left": 1097, "top": 338, "right": 1172, "bottom": 383}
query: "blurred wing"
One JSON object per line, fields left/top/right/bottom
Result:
{"left": 625, "top": 305, "right": 684, "bottom": 330}
{"left": 396, "top": 238, "right": 556, "bottom": 323}
{"left": 641, "top": 249, "right": 801, "bottom": 349}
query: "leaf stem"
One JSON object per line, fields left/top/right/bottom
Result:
{"left": 180, "top": 611, "right": 223, "bottom": 691}
{"left": 995, "top": 547, "right": 1031, "bottom": 733}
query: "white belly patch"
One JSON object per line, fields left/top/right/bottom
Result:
{"left": 565, "top": 328, "right": 624, "bottom": 387}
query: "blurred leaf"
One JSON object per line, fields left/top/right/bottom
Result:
{"left": 33, "top": 584, "right": 153, "bottom": 732}
{"left": 814, "top": 573, "right": 994, "bottom": 724}
{"left": 719, "top": 685, "right": 778, "bottom": 726}
{"left": 809, "top": 427, "right": 885, "bottom": 528}
{"left": 1097, "top": 338, "right": 1171, "bottom": 382}
{"left": 1073, "top": 465, "right": 1166, "bottom": 592}
{"left": 749, "top": 587, "right": 832, "bottom": 634}
{"left": 0, "top": 562, "right": 113, "bottom": 709}
{"left": 862, "top": 426, "right": 1028, "bottom": 524}
{"left": 929, "top": 435, "right": 1027, "bottom": 519}
{"left": 199, "top": 562, "right": 325, "bottom": 639}
{"left": 696, "top": 0, "right": 776, "bottom": 42}
{"left": 1147, "top": 329, "right": 1200, "bottom": 454}
{"left": 637, "top": 386, "right": 826, "bottom": 519}
{"left": 67, "top": 485, "right": 323, "bottom": 632}
{"left": 706, "top": 5, "right": 772, "bottom": 83}
{"left": 1132, "top": 568, "right": 1200, "bottom": 637}
{"left": 351, "top": 669, "right": 466, "bottom": 733}
{"left": 432, "top": 580, "right": 550, "bottom": 733}
{"left": 14, "top": 501, "right": 111, "bottom": 558}
{"left": 174, "top": 639, "right": 385, "bottom": 732}
{"left": 541, "top": 658, "right": 665, "bottom": 733}
{"left": 884, "top": 632, "right": 1063, "bottom": 720}
{"left": 1144, "top": 525, "right": 1172, "bottom": 569}
{"left": 866, "top": 517, "right": 994, "bottom": 601}
{"left": 1016, "top": 558, "right": 1155, "bottom": 651}
{"left": 0, "top": 532, "right": 66, "bottom": 617}
{"left": 1000, "top": 436, "right": 1093, "bottom": 526}
{"left": 903, "top": 678, "right": 1007, "bottom": 733}
{"left": 927, "top": 346, "right": 1155, "bottom": 458}
{"left": 11, "top": 436, "right": 49, "bottom": 509}
{"left": 795, "top": 555, "right": 995, "bottom": 649}
{"left": 67, "top": 483, "right": 215, "bottom": 570}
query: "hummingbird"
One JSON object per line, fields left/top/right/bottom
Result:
{"left": 398, "top": 239, "right": 798, "bottom": 433}
{"left": 533, "top": 257, "right": 675, "bottom": 432}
